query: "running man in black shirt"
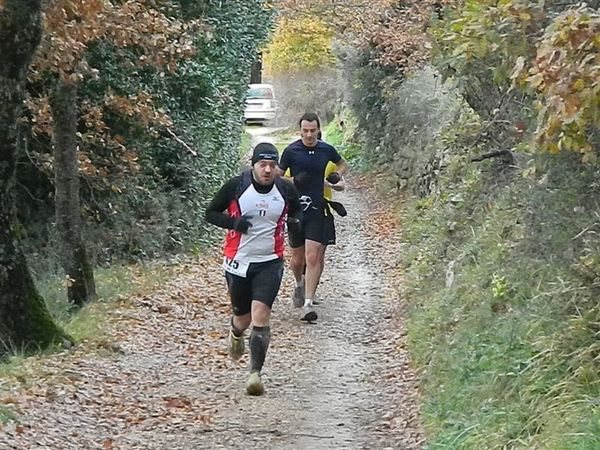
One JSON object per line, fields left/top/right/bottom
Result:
{"left": 279, "top": 113, "right": 348, "bottom": 321}
{"left": 205, "top": 142, "right": 302, "bottom": 395}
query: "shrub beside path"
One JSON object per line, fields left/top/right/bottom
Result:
{"left": 0, "top": 177, "right": 423, "bottom": 449}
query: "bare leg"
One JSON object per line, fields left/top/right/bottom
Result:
{"left": 251, "top": 300, "right": 271, "bottom": 327}
{"left": 228, "top": 312, "right": 251, "bottom": 361}
{"left": 232, "top": 313, "right": 251, "bottom": 335}
{"left": 304, "top": 239, "right": 325, "bottom": 301}
{"left": 317, "top": 244, "right": 326, "bottom": 287}
{"left": 290, "top": 245, "right": 305, "bottom": 283}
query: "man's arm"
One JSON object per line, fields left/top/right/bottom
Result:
{"left": 331, "top": 158, "right": 348, "bottom": 191}
{"left": 278, "top": 147, "right": 290, "bottom": 177}
{"left": 281, "top": 179, "right": 302, "bottom": 233}
{"left": 335, "top": 157, "right": 348, "bottom": 176}
{"left": 285, "top": 181, "right": 302, "bottom": 219}
{"left": 205, "top": 177, "right": 240, "bottom": 230}
{"left": 323, "top": 154, "right": 348, "bottom": 192}
{"left": 324, "top": 160, "right": 345, "bottom": 192}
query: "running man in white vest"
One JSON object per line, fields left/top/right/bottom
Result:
{"left": 205, "top": 142, "right": 302, "bottom": 396}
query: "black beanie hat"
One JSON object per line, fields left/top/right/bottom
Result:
{"left": 251, "top": 142, "right": 279, "bottom": 165}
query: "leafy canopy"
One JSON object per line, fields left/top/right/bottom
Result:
{"left": 269, "top": 0, "right": 442, "bottom": 73}
{"left": 432, "top": 0, "right": 600, "bottom": 161}
{"left": 26, "top": 0, "right": 203, "bottom": 183}
{"left": 523, "top": 7, "right": 600, "bottom": 161}
{"left": 263, "top": 16, "right": 335, "bottom": 75}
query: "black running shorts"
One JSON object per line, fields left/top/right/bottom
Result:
{"left": 289, "top": 210, "right": 336, "bottom": 248}
{"left": 225, "top": 258, "right": 284, "bottom": 316}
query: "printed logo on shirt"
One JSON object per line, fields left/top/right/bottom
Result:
{"left": 299, "top": 195, "right": 313, "bottom": 211}
{"left": 256, "top": 200, "right": 269, "bottom": 210}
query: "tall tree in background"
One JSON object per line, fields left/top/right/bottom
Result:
{"left": 250, "top": 53, "right": 263, "bottom": 83}
{"left": 0, "top": 0, "right": 66, "bottom": 351}
{"left": 49, "top": 80, "right": 95, "bottom": 306}
{"left": 29, "top": 0, "right": 199, "bottom": 305}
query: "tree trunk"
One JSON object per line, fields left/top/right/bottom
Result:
{"left": 250, "top": 52, "right": 262, "bottom": 84}
{"left": 0, "top": 0, "right": 67, "bottom": 352}
{"left": 49, "top": 81, "right": 96, "bottom": 307}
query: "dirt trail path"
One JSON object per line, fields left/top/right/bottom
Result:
{"left": 0, "top": 179, "right": 423, "bottom": 449}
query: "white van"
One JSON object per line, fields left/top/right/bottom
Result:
{"left": 244, "top": 83, "right": 277, "bottom": 124}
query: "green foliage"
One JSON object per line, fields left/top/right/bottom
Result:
{"left": 490, "top": 273, "right": 508, "bottom": 299}
{"left": 238, "top": 128, "right": 251, "bottom": 158}
{"left": 523, "top": 8, "right": 600, "bottom": 160}
{"left": 94, "top": 0, "right": 273, "bottom": 257}
{"left": 0, "top": 406, "right": 15, "bottom": 425}
{"left": 397, "top": 112, "right": 600, "bottom": 449}
{"left": 341, "top": 44, "right": 394, "bottom": 154}
{"left": 431, "top": 1, "right": 600, "bottom": 161}
{"left": 264, "top": 15, "right": 341, "bottom": 127}
{"left": 263, "top": 16, "right": 336, "bottom": 75}
{"left": 18, "top": 0, "right": 273, "bottom": 267}
{"left": 338, "top": 2, "right": 600, "bottom": 447}
{"left": 322, "top": 113, "right": 365, "bottom": 167}
{"left": 341, "top": 64, "right": 462, "bottom": 183}
{"left": 431, "top": 0, "right": 542, "bottom": 89}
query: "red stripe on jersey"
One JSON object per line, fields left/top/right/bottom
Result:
{"left": 224, "top": 199, "right": 242, "bottom": 259}
{"left": 274, "top": 205, "right": 288, "bottom": 258}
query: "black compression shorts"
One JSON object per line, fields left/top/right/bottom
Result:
{"left": 289, "top": 210, "right": 335, "bottom": 248}
{"left": 225, "top": 258, "right": 284, "bottom": 316}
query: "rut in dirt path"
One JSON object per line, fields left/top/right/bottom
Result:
{"left": 0, "top": 180, "right": 423, "bottom": 450}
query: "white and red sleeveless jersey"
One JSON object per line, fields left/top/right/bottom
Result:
{"left": 224, "top": 173, "right": 288, "bottom": 264}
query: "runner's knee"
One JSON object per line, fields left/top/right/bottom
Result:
{"left": 290, "top": 252, "right": 305, "bottom": 272}
{"left": 305, "top": 248, "right": 321, "bottom": 267}
{"left": 251, "top": 301, "right": 271, "bottom": 327}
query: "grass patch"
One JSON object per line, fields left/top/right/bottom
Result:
{"left": 322, "top": 115, "right": 366, "bottom": 167}
{"left": 392, "top": 125, "right": 600, "bottom": 449}
{"left": 0, "top": 405, "right": 16, "bottom": 425}
{"left": 0, "top": 260, "right": 178, "bottom": 407}
{"left": 34, "top": 261, "right": 177, "bottom": 345}
{"left": 269, "top": 127, "right": 296, "bottom": 151}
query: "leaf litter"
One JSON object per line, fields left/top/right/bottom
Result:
{"left": 0, "top": 178, "right": 424, "bottom": 449}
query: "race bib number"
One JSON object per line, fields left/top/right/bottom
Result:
{"left": 223, "top": 257, "right": 249, "bottom": 278}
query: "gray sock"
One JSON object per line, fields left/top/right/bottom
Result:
{"left": 249, "top": 326, "right": 271, "bottom": 373}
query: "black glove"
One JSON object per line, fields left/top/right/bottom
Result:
{"left": 293, "top": 171, "right": 312, "bottom": 188}
{"left": 286, "top": 216, "right": 302, "bottom": 235}
{"left": 326, "top": 172, "right": 341, "bottom": 184}
{"left": 231, "top": 215, "right": 253, "bottom": 234}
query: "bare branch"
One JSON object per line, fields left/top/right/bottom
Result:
{"left": 164, "top": 128, "right": 198, "bottom": 157}
{"left": 470, "top": 149, "right": 512, "bottom": 162}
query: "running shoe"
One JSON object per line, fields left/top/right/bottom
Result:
{"left": 245, "top": 371, "right": 264, "bottom": 396}
{"left": 301, "top": 304, "right": 318, "bottom": 322}
{"left": 228, "top": 329, "right": 244, "bottom": 360}
{"left": 292, "top": 281, "right": 305, "bottom": 308}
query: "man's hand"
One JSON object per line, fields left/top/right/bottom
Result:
{"left": 286, "top": 216, "right": 302, "bottom": 235}
{"left": 232, "top": 215, "right": 253, "bottom": 233}
{"left": 325, "top": 172, "right": 341, "bottom": 184}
